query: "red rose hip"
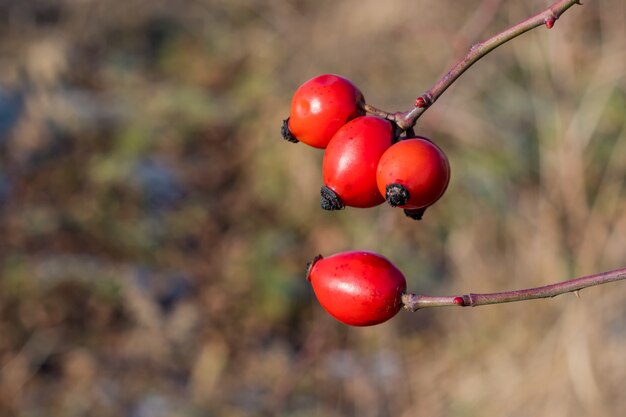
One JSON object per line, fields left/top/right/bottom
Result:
{"left": 282, "top": 74, "right": 365, "bottom": 149}
{"left": 376, "top": 137, "right": 450, "bottom": 210}
{"left": 321, "top": 116, "right": 393, "bottom": 210}
{"left": 307, "top": 251, "right": 407, "bottom": 326}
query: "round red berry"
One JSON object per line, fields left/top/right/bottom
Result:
{"left": 321, "top": 116, "right": 393, "bottom": 210}
{"left": 376, "top": 137, "right": 450, "bottom": 209}
{"left": 285, "top": 74, "right": 365, "bottom": 149}
{"left": 307, "top": 251, "right": 407, "bottom": 326}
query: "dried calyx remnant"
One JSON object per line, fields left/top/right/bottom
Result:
{"left": 404, "top": 207, "right": 426, "bottom": 220}
{"left": 281, "top": 118, "right": 299, "bottom": 143}
{"left": 305, "top": 254, "right": 323, "bottom": 280}
{"left": 320, "top": 185, "right": 344, "bottom": 211}
{"left": 385, "top": 183, "right": 410, "bottom": 207}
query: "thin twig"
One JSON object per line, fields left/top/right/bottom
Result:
{"left": 402, "top": 266, "right": 626, "bottom": 311}
{"left": 364, "top": 0, "right": 582, "bottom": 130}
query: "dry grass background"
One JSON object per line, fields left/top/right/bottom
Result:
{"left": 0, "top": 0, "right": 625, "bottom": 416}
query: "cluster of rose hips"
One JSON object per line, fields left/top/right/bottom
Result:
{"left": 282, "top": 74, "right": 450, "bottom": 219}
{"left": 282, "top": 74, "right": 451, "bottom": 327}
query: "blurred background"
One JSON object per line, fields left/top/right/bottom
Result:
{"left": 0, "top": 0, "right": 625, "bottom": 416}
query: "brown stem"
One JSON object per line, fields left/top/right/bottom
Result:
{"left": 402, "top": 266, "right": 626, "bottom": 311}
{"left": 363, "top": 0, "right": 582, "bottom": 130}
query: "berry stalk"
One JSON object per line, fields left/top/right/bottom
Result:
{"left": 402, "top": 266, "right": 626, "bottom": 311}
{"left": 364, "top": 0, "right": 582, "bottom": 130}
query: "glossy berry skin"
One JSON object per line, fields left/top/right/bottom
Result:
{"left": 287, "top": 74, "right": 365, "bottom": 149}
{"left": 376, "top": 137, "right": 450, "bottom": 209}
{"left": 322, "top": 116, "right": 393, "bottom": 209}
{"left": 307, "top": 251, "right": 406, "bottom": 326}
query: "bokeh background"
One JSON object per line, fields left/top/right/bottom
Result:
{"left": 0, "top": 0, "right": 625, "bottom": 416}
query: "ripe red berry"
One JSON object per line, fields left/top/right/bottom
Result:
{"left": 283, "top": 74, "right": 365, "bottom": 149}
{"left": 321, "top": 116, "right": 393, "bottom": 210}
{"left": 376, "top": 137, "right": 450, "bottom": 209}
{"left": 307, "top": 251, "right": 407, "bottom": 326}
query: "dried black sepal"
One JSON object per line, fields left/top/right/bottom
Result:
{"left": 281, "top": 118, "right": 299, "bottom": 143}
{"left": 320, "top": 185, "right": 344, "bottom": 211}
{"left": 306, "top": 254, "right": 323, "bottom": 281}
{"left": 403, "top": 207, "right": 427, "bottom": 220}
{"left": 385, "top": 183, "right": 410, "bottom": 207}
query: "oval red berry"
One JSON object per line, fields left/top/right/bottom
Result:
{"left": 322, "top": 116, "right": 393, "bottom": 209}
{"left": 307, "top": 251, "right": 407, "bottom": 326}
{"left": 287, "top": 74, "right": 365, "bottom": 149}
{"left": 376, "top": 137, "right": 450, "bottom": 209}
